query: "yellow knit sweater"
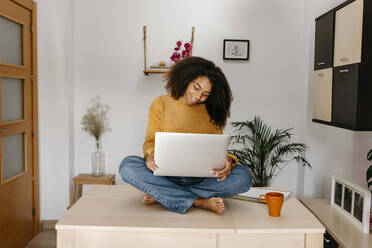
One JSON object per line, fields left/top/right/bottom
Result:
{"left": 143, "top": 94, "right": 238, "bottom": 166}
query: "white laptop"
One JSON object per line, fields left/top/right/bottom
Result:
{"left": 153, "top": 132, "right": 230, "bottom": 177}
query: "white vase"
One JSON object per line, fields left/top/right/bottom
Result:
{"left": 92, "top": 140, "right": 105, "bottom": 177}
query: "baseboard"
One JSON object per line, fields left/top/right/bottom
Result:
{"left": 41, "top": 220, "right": 58, "bottom": 230}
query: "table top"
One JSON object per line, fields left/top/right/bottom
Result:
{"left": 301, "top": 198, "right": 372, "bottom": 248}
{"left": 228, "top": 195, "right": 325, "bottom": 234}
{"left": 73, "top": 173, "right": 115, "bottom": 184}
{"left": 57, "top": 185, "right": 324, "bottom": 234}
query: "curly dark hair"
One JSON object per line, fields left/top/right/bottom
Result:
{"left": 165, "top": 56, "right": 232, "bottom": 128}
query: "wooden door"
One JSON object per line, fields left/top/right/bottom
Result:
{"left": 314, "top": 12, "right": 334, "bottom": 70}
{"left": 334, "top": 0, "right": 363, "bottom": 67}
{"left": 0, "top": 0, "right": 38, "bottom": 247}
{"left": 313, "top": 68, "right": 333, "bottom": 122}
{"left": 332, "top": 64, "right": 359, "bottom": 128}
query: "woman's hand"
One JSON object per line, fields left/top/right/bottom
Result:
{"left": 145, "top": 152, "right": 158, "bottom": 172}
{"left": 210, "top": 157, "right": 233, "bottom": 181}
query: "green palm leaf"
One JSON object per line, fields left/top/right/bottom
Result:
{"left": 230, "top": 116, "right": 311, "bottom": 187}
{"left": 367, "top": 149, "right": 372, "bottom": 161}
{"left": 366, "top": 149, "right": 372, "bottom": 193}
{"left": 366, "top": 165, "right": 372, "bottom": 189}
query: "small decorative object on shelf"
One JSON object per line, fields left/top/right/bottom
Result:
{"left": 81, "top": 96, "right": 111, "bottom": 177}
{"left": 149, "top": 61, "right": 172, "bottom": 72}
{"left": 159, "top": 61, "right": 166, "bottom": 66}
{"left": 142, "top": 26, "right": 195, "bottom": 75}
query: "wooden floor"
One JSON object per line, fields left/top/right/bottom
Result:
{"left": 25, "top": 229, "right": 56, "bottom": 248}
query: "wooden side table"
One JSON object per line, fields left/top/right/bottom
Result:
{"left": 67, "top": 173, "right": 116, "bottom": 209}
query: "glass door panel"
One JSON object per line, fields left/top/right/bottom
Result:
{"left": 0, "top": 15, "right": 23, "bottom": 66}
{"left": 1, "top": 77, "right": 24, "bottom": 122}
{"left": 2, "top": 133, "right": 25, "bottom": 181}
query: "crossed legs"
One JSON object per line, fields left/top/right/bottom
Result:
{"left": 119, "top": 156, "right": 251, "bottom": 214}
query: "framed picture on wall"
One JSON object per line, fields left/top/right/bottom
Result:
{"left": 330, "top": 176, "right": 371, "bottom": 233}
{"left": 223, "top": 39, "right": 249, "bottom": 60}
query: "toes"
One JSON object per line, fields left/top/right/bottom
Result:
{"left": 217, "top": 207, "right": 225, "bottom": 214}
{"left": 143, "top": 195, "right": 154, "bottom": 201}
{"left": 142, "top": 195, "right": 153, "bottom": 204}
{"left": 142, "top": 195, "right": 157, "bottom": 205}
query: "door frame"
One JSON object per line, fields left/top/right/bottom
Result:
{"left": 9, "top": 0, "right": 39, "bottom": 236}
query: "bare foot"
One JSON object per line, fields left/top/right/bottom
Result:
{"left": 142, "top": 194, "right": 158, "bottom": 205}
{"left": 193, "top": 197, "right": 225, "bottom": 214}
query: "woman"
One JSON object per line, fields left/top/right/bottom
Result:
{"left": 119, "top": 56, "right": 251, "bottom": 214}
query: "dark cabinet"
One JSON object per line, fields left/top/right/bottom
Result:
{"left": 332, "top": 64, "right": 359, "bottom": 128}
{"left": 312, "top": 0, "right": 372, "bottom": 131}
{"left": 314, "top": 12, "right": 334, "bottom": 70}
{"left": 324, "top": 231, "right": 339, "bottom": 248}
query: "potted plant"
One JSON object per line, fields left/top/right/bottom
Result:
{"left": 366, "top": 149, "right": 372, "bottom": 193}
{"left": 81, "top": 96, "right": 111, "bottom": 176}
{"left": 229, "top": 116, "right": 311, "bottom": 187}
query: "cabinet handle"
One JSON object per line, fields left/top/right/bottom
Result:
{"left": 317, "top": 62, "right": 326, "bottom": 66}
{"left": 339, "top": 69, "right": 349, "bottom": 73}
{"left": 0, "top": 129, "right": 10, "bottom": 132}
{"left": 340, "top": 57, "right": 349, "bottom": 62}
{"left": 324, "top": 238, "right": 331, "bottom": 243}
{"left": 318, "top": 73, "right": 324, "bottom": 77}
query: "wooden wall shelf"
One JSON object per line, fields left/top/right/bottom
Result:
{"left": 142, "top": 26, "right": 195, "bottom": 75}
{"left": 143, "top": 70, "right": 169, "bottom": 75}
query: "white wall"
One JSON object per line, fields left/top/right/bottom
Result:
{"left": 35, "top": 0, "right": 74, "bottom": 219}
{"left": 73, "top": 0, "right": 308, "bottom": 199}
{"left": 298, "top": 0, "right": 372, "bottom": 198}
{"left": 35, "top": 0, "right": 371, "bottom": 220}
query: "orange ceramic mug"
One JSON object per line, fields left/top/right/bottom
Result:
{"left": 259, "top": 192, "right": 284, "bottom": 217}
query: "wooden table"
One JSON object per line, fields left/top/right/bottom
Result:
{"left": 67, "top": 173, "right": 115, "bottom": 209}
{"left": 301, "top": 198, "right": 372, "bottom": 248}
{"left": 57, "top": 185, "right": 325, "bottom": 248}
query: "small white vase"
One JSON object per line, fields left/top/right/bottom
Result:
{"left": 92, "top": 140, "right": 105, "bottom": 177}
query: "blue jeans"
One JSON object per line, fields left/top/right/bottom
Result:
{"left": 119, "top": 156, "right": 252, "bottom": 214}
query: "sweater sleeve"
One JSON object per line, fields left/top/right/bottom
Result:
{"left": 143, "top": 97, "right": 163, "bottom": 158}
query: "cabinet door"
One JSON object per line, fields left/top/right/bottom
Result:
{"left": 324, "top": 231, "right": 339, "bottom": 248}
{"left": 314, "top": 12, "right": 334, "bottom": 70}
{"left": 313, "top": 68, "right": 333, "bottom": 122}
{"left": 334, "top": 0, "right": 363, "bottom": 67}
{"left": 332, "top": 64, "right": 359, "bottom": 128}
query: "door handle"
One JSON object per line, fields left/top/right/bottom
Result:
{"left": 339, "top": 69, "right": 349, "bottom": 73}
{"left": 317, "top": 62, "right": 326, "bottom": 66}
{"left": 340, "top": 57, "right": 349, "bottom": 62}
